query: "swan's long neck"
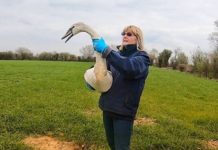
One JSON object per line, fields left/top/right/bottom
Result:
{"left": 83, "top": 25, "right": 100, "bottom": 39}
{"left": 82, "top": 25, "right": 107, "bottom": 81}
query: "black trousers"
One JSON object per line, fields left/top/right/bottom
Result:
{"left": 103, "top": 112, "right": 134, "bottom": 150}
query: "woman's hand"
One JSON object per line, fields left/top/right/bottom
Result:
{"left": 92, "top": 38, "right": 108, "bottom": 53}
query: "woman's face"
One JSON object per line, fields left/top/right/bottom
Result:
{"left": 121, "top": 31, "right": 137, "bottom": 46}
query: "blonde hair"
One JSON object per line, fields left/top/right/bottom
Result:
{"left": 120, "top": 25, "right": 144, "bottom": 51}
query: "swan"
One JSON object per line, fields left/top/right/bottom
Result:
{"left": 61, "top": 22, "right": 112, "bottom": 92}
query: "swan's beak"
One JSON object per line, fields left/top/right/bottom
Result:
{"left": 61, "top": 26, "right": 74, "bottom": 43}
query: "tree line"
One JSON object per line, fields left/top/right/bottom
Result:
{"left": 149, "top": 19, "right": 218, "bottom": 79}
{"left": 0, "top": 20, "right": 218, "bottom": 79}
{"left": 0, "top": 45, "right": 95, "bottom": 62}
{"left": 1, "top": 44, "right": 217, "bottom": 79}
{"left": 149, "top": 47, "right": 218, "bottom": 79}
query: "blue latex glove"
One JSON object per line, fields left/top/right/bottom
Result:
{"left": 92, "top": 38, "right": 108, "bottom": 53}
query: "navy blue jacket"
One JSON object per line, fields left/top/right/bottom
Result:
{"left": 99, "top": 45, "right": 150, "bottom": 118}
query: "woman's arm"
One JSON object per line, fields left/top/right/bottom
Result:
{"left": 104, "top": 48, "right": 150, "bottom": 79}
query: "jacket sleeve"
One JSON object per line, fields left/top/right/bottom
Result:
{"left": 103, "top": 47, "right": 150, "bottom": 79}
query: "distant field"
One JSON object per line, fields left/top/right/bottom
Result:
{"left": 0, "top": 60, "right": 217, "bottom": 150}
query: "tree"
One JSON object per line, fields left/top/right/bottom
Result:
{"left": 15, "top": 47, "right": 33, "bottom": 60}
{"left": 69, "top": 54, "right": 78, "bottom": 61}
{"left": 58, "top": 52, "right": 71, "bottom": 61}
{"left": 210, "top": 48, "right": 218, "bottom": 78}
{"left": 209, "top": 19, "right": 218, "bottom": 78}
{"left": 79, "top": 45, "right": 94, "bottom": 59}
{"left": 0, "top": 51, "right": 15, "bottom": 60}
{"left": 158, "top": 49, "right": 172, "bottom": 67}
{"left": 38, "top": 52, "right": 53, "bottom": 60}
{"left": 149, "top": 48, "right": 159, "bottom": 66}
{"left": 209, "top": 20, "right": 218, "bottom": 49}
{"left": 170, "top": 48, "right": 188, "bottom": 71}
{"left": 170, "top": 48, "right": 181, "bottom": 69}
{"left": 177, "top": 52, "right": 188, "bottom": 65}
{"left": 192, "top": 47, "right": 210, "bottom": 77}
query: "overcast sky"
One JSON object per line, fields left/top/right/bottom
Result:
{"left": 0, "top": 0, "right": 217, "bottom": 56}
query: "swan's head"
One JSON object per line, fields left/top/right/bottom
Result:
{"left": 61, "top": 22, "right": 89, "bottom": 43}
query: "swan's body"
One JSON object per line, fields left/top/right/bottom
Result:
{"left": 61, "top": 22, "right": 112, "bottom": 92}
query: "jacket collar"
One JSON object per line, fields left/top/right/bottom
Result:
{"left": 119, "top": 44, "right": 138, "bottom": 57}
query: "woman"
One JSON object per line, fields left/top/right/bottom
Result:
{"left": 92, "top": 25, "right": 150, "bottom": 150}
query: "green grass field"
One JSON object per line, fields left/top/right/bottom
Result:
{"left": 0, "top": 60, "right": 217, "bottom": 150}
